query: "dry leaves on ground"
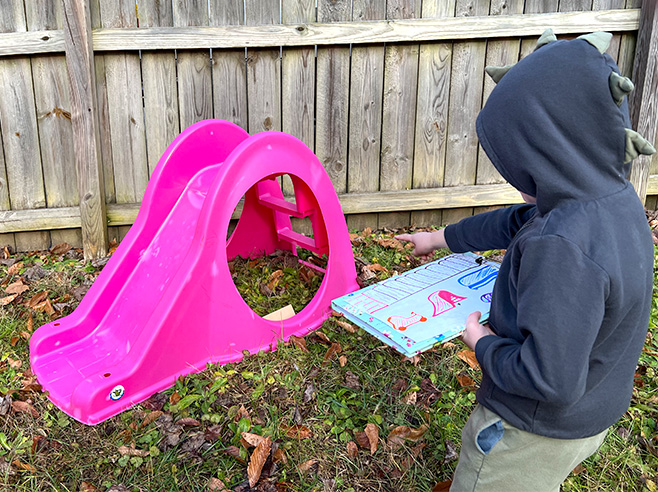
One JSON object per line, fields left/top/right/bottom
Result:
{"left": 247, "top": 437, "right": 272, "bottom": 488}
{"left": 387, "top": 424, "right": 428, "bottom": 450}
{"left": 457, "top": 349, "right": 480, "bottom": 370}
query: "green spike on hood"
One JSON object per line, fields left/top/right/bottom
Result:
{"left": 577, "top": 31, "right": 613, "bottom": 54}
{"left": 485, "top": 64, "right": 515, "bottom": 84}
{"left": 535, "top": 28, "right": 557, "bottom": 51}
{"left": 625, "top": 129, "right": 657, "bottom": 164}
{"left": 609, "top": 72, "right": 634, "bottom": 106}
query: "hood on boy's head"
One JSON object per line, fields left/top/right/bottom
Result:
{"left": 476, "top": 30, "right": 656, "bottom": 215}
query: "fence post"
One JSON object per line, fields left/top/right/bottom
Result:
{"left": 629, "top": 0, "right": 658, "bottom": 203}
{"left": 62, "top": 0, "right": 108, "bottom": 259}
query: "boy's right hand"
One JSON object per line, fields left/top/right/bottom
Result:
{"left": 395, "top": 229, "right": 448, "bottom": 257}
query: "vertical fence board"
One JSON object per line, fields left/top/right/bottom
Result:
{"left": 27, "top": 1, "right": 81, "bottom": 248}
{"left": 173, "top": 1, "right": 213, "bottom": 129}
{"left": 411, "top": 0, "right": 456, "bottom": 228}
{"left": 347, "top": 0, "right": 387, "bottom": 231}
{"left": 473, "top": 0, "right": 524, "bottom": 216}
{"left": 378, "top": 0, "right": 420, "bottom": 229}
{"left": 100, "top": 0, "right": 148, "bottom": 209}
{"left": 245, "top": 0, "right": 281, "bottom": 134}
{"left": 618, "top": 0, "right": 640, "bottom": 79}
{"left": 210, "top": 0, "right": 247, "bottom": 130}
{"left": 520, "top": 0, "right": 558, "bottom": 58}
{"left": 0, "top": 129, "right": 13, "bottom": 251}
{"left": 63, "top": 0, "right": 108, "bottom": 258}
{"left": 0, "top": 0, "right": 49, "bottom": 251}
{"left": 140, "top": 0, "right": 180, "bottom": 176}
{"left": 316, "top": 0, "right": 351, "bottom": 195}
{"left": 442, "top": 0, "right": 489, "bottom": 226}
{"left": 629, "top": 0, "right": 658, "bottom": 199}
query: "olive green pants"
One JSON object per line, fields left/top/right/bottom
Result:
{"left": 450, "top": 404, "right": 607, "bottom": 492}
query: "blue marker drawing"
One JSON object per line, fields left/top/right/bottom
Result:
{"left": 458, "top": 266, "right": 498, "bottom": 290}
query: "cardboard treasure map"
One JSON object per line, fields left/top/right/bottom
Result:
{"left": 332, "top": 253, "right": 500, "bottom": 356}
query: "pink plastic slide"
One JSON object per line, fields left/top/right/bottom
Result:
{"left": 29, "top": 120, "right": 359, "bottom": 425}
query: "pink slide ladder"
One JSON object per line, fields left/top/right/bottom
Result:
{"left": 29, "top": 120, "right": 359, "bottom": 425}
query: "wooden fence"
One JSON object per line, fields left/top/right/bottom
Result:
{"left": 0, "top": 0, "right": 656, "bottom": 259}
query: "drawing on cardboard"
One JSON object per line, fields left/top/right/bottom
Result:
{"left": 332, "top": 253, "right": 500, "bottom": 356}
{"left": 428, "top": 290, "right": 468, "bottom": 317}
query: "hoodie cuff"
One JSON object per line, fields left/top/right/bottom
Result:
{"left": 444, "top": 223, "right": 468, "bottom": 253}
{"left": 474, "top": 334, "right": 499, "bottom": 365}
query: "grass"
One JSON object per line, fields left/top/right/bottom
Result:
{"left": 0, "top": 228, "right": 656, "bottom": 491}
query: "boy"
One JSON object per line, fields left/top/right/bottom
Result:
{"left": 397, "top": 30, "right": 656, "bottom": 491}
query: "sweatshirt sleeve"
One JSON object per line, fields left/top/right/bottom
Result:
{"left": 474, "top": 235, "right": 609, "bottom": 405}
{"left": 444, "top": 204, "right": 536, "bottom": 253}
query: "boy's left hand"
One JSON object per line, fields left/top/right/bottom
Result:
{"left": 460, "top": 311, "right": 495, "bottom": 350}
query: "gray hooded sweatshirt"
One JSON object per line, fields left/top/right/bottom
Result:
{"left": 443, "top": 36, "right": 653, "bottom": 439}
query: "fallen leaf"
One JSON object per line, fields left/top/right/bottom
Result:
{"left": 354, "top": 431, "right": 370, "bottom": 450}
{"left": 572, "top": 464, "right": 585, "bottom": 475}
{"left": 34, "top": 298, "right": 55, "bottom": 316}
{"left": 402, "top": 391, "right": 417, "bottom": 405}
{"left": 176, "top": 417, "right": 200, "bottom": 427}
{"left": 282, "top": 425, "right": 313, "bottom": 439}
{"left": 25, "top": 291, "right": 47, "bottom": 308}
{"left": 443, "top": 439, "right": 458, "bottom": 463}
{"left": 11, "top": 459, "right": 37, "bottom": 472}
{"left": 0, "top": 294, "right": 18, "bottom": 305}
{"left": 443, "top": 342, "right": 457, "bottom": 349}
{"left": 241, "top": 432, "right": 266, "bottom": 448}
{"left": 457, "top": 350, "right": 480, "bottom": 370}
{"left": 303, "top": 383, "right": 316, "bottom": 403}
{"left": 272, "top": 447, "right": 287, "bottom": 464}
{"left": 207, "top": 477, "right": 227, "bottom": 491}
{"left": 314, "top": 331, "right": 331, "bottom": 344}
{"left": 402, "top": 354, "right": 421, "bottom": 366}
{"left": 50, "top": 243, "right": 72, "bottom": 255}
{"left": 11, "top": 400, "right": 39, "bottom": 418}
{"left": 32, "top": 435, "right": 49, "bottom": 454}
{"left": 10, "top": 336, "right": 19, "bottom": 347}
{"left": 221, "top": 445, "right": 245, "bottom": 463}
{"left": 289, "top": 335, "right": 309, "bottom": 353}
{"left": 344, "top": 371, "right": 360, "bottom": 390}
{"left": 361, "top": 227, "right": 372, "bottom": 237}
{"left": 338, "top": 355, "right": 347, "bottom": 367}
{"left": 266, "top": 270, "right": 284, "bottom": 291}
{"left": 387, "top": 424, "right": 428, "bottom": 450}
{"left": 366, "top": 263, "right": 388, "bottom": 273}
{"left": 7, "top": 357, "right": 22, "bottom": 369}
{"left": 364, "top": 423, "right": 379, "bottom": 454}
{"left": 247, "top": 436, "right": 272, "bottom": 488}
{"left": 80, "top": 481, "right": 98, "bottom": 492}
{"left": 346, "top": 441, "right": 358, "bottom": 458}
{"left": 142, "top": 392, "right": 167, "bottom": 411}
{"left": 432, "top": 480, "right": 453, "bottom": 492}
{"left": 7, "top": 262, "right": 23, "bottom": 275}
{"left": 322, "top": 342, "right": 341, "bottom": 366}
{"left": 457, "top": 374, "right": 477, "bottom": 391}
{"left": 298, "top": 459, "right": 318, "bottom": 473}
{"left": 235, "top": 404, "right": 250, "bottom": 422}
{"left": 5, "top": 280, "right": 29, "bottom": 295}
{"left": 118, "top": 444, "right": 149, "bottom": 457}
{"left": 140, "top": 410, "right": 163, "bottom": 428}
{"left": 169, "top": 392, "right": 181, "bottom": 405}
{"left": 26, "top": 312, "right": 33, "bottom": 332}
{"left": 335, "top": 320, "right": 357, "bottom": 333}
{"left": 375, "top": 238, "right": 404, "bottom": 251}
{"left": 20, "top": 331, "right": 31, "bottom": 340}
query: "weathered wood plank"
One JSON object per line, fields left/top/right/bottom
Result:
{"left": 520, "top": 0, "right": 559, "bottom": 58}
{"left": 173, "top": 1, "right": 213, "bottom": 129}
{"left": 282, "top": 0, "right": 315, "bottom": 150}
{"left": 475, "top": 0, "right": 523, "bottom": 193}
{"left": 0, "top": 127, "right": 14, "bottom": 250}
{"left": 378, "top": 0, "right": 420, "bottom": 229}
{"left": 443, "top": 0, "right": 489, "bottom": 226}
{"left": 411, "top": 0, "right": 456, "bottom": 228}
{"left": 26, "top": 1, "right": 81, "bottom": 248}
{"left": 629, "top": 0, "right": 658, "bottom": 200}
{"left": 0, "top": 30, "right": 64, "bottom": 56}
{"left": 0, "top": 0, "right": 49, "bottom": 252}
{"left": 618, "top": 0, "right": 640, "bottom": 78}
{"left": 140, "top": 0, "right": 180, "bottom": 176}
{"left": 100, "top": 1, "right": 148, "bottom": 204}
{"left": 246, "top": 0, "right": 281, "bottom": 134}
{"left": 347, "top": 0, "right": 387, "bottom": 232}
{"left": 89, "top": 9, "right": 641, "bottom": 50}
{"left": 0, "top": 183, "right": 527, "bottom": 233}
{"left": 63, "top": 0, "right": 108, "bottom": 258}
{"left": 316, "top": 0, "right": 351, "bottom": 194}
{"left": 210, "top": 0, "right": 247, "bottom": 130}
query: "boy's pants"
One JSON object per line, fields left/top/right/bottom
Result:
{"left": 450, "top": 404, "right": 607, "bottom": 492}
